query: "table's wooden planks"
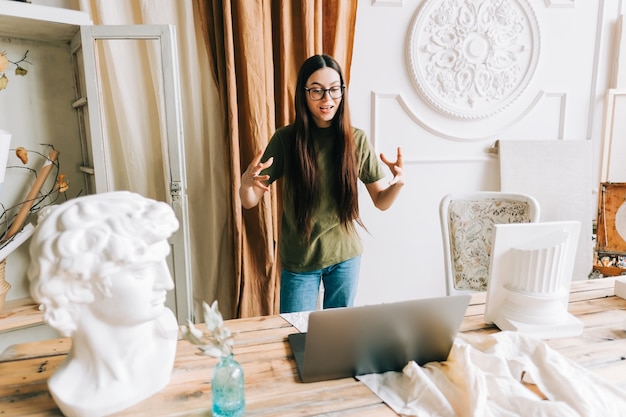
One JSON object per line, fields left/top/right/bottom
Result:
{"left": 0, "top": 354, "right": 62, "bottom": 417}
{"left": 0, "top": 355, "right": 61, "bottom": 390}
{"left": 314, "top": 403, "right": 398, "bottom": 417}
{"left": 106, "top": 313, "right": 395, "bottom": 417}
{"left": 0, "top": 337, "right": 71, "bottom": 362}
{"left": 110, "top": 352, "right": 389, "bottom": 417}
{"left": 0, "top": 297, "right": 44, "bottom": 333}
{"left": 0, "top": 397, "right": 60, "bottom": 417}
{"left": 232, "top": 323, "right": 298, "bottom": 347}
{"left": 244, "top": 380, "right": 391, "bottom": 417}
{"left": 1, "top": 277, "right": 624, "bottom": 417}
{"left": 225, "top": 314, "right": 292, "bottom": 333}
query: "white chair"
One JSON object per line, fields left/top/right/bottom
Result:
{"left": 440, "top": 192, "right": 540, "bottom": 296}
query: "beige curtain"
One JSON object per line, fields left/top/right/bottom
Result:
{"left": 77, "top": 0, "right": 235, "bottom": 319}
{"left": 197, "top": 0, "right": 358, "bottom": 317}
{"left": 76, "top": 0, "right": 357, "bottom": 319}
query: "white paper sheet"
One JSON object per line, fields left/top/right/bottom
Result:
{"left": 280, "top": 311, "right": 310, "bottom": 332}
{"left": 358, "top": 331, "right": 626, "bottom": 417}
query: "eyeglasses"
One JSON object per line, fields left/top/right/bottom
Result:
{"left": 304, "top": 85, "right": 345, "bottom": 101}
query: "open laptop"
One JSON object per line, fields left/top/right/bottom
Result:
{"left": 288, "top": 294, "right": 470, "bottom": 383}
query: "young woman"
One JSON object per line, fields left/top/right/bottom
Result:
{"left": 240, "top": 54, "right": 404, "bottom": 313}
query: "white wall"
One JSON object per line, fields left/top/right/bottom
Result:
{"left": 350, "top": 0, "right": 623, "bottom": 306}
{"left": 2, "top": 0, "right": 621, "bottom": 313}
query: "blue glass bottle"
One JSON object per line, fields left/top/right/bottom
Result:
{"left": 212, "top": 354, "right": 245, "bottom": 417}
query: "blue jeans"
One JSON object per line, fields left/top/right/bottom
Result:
{"left": 279, "top": 256, "right": 361, "bottom": 313}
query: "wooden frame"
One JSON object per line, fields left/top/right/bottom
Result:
{"left": 600, "top": 89, "right": 626, "bottom": 182}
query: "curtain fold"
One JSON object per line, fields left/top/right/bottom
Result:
{"left": 81, "top": 0, "right": 358, "bottom": 319}
{"left": 197, "top": 0, "right": 279, "bottom": 318}
{"left": 198, "top": 0, "right": 358, "bottom": 317}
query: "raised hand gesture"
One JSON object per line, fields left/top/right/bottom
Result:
{"left": 242, "top": 150, "right": 273, "bottom": 192}
{"left": 380, "top": 147, "right": 404, "bottom": 186}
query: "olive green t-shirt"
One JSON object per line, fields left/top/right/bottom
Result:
{"left": 260, "top": 124, "right": 385, "bottom": 272}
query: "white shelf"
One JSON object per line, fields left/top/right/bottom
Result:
{"left": 0, "top": 2, "right": 91, "bottom": 42}
{"left": 0, "top": 223, "right": 34, "bottom": 261}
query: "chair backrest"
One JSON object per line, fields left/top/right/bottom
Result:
{"left": 439, "top": 192, "right": 540, "bottom": 296}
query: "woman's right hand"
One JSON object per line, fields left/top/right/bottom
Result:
{"left": 242, "top": 150, "right": 273, "bottom": 192}
{"left": 240, "top": 150, "right": 274, "bottom": 208}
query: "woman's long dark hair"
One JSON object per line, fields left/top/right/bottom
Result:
{"left": 290, "top": 54, "right": 362, "bottom": 242}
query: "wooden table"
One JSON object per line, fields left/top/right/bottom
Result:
{"left": 1, "top": 278, "right": 626, "bottom": 416}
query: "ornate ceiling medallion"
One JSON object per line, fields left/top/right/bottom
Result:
{"left": 407, "top": 0, "right": 540, "bottom": 119}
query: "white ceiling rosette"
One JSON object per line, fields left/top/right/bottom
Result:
{"left": 406, "top": 0, "right": 541, "bottom": 119}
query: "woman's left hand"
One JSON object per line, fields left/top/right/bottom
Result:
{"left": 380, "top": 147, "right": 404, "bottom": 186}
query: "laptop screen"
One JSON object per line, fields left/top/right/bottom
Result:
{"left": 288, "top": 294, "right": 470, "bottom": 382}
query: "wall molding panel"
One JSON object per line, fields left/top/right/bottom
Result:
{"left": 371, "top": 90, "right": 546, "bottom": 144}
{"left": 543, "top": 0, "right": 576, "bottom": 8}
{"left": 544, "top": 92, "right": 567, "bottom": 139}
{"left": 587, "top": 0, "right": 608, "bottom": 140}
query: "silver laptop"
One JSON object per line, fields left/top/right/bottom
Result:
{"left": 288, "top": 295, "right": 470, "bottom": 383}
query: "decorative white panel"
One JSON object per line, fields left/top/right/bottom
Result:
{"left": 406, "top": 0, "right": 541, "bottom": 119}
{"left": 349, "top": 0, "right": 610, "bottom": 308}
{"left": 543, "top": 0, "right": 575, "bottom": 8}
{"left": 371, "top": 90, "right": 545, "bottom": 143}
{"left": 543, "top": 92, "right": 566, "bottom": 140}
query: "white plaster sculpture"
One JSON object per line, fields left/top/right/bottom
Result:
{"left": 485, "top": 221, "right": 583, "bottom": 339}
{"left": 27, "top": 191, "right": 179, "bottom": 417}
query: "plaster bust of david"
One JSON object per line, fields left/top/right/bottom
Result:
{"left": 27, "top": 191, "right": 179, "bottom": 417}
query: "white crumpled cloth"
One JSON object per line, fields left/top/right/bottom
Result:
{"left": 357, "top": 331, "right": 626, "bottom": 417}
